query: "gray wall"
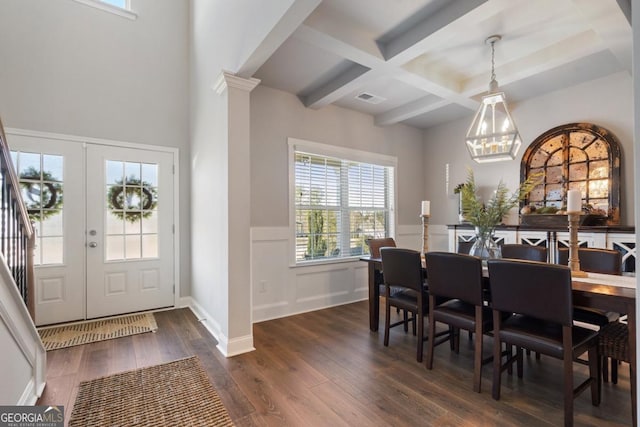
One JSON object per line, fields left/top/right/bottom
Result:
{"left": 0, "top": 0, "right": 191, "bottom": 293}
{"left": 251, "top": 85, "right": 426, "bottom": 229}
{"left": 423, "top": 72, "right": 634, "bottom": 227}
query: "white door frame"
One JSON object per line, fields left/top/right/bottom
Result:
{"left": 6, "top": 127, "right": 181, "bottom": 310}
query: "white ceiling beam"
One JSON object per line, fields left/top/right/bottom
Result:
{"left": 375, "top": 95, "right": 448, "bottom": 126}
{"left": 570, "top": 0, "right": 632, "bottom": 74}
{"left": 461, "top": 30, "right": 608, "bottom": 95}
{"left": 299, "top": 63, "right": 373, "bottom": 108}
{"left": 293, "top": 24, "right": 382, "bottom": 69}
{"left": 295, "top": 23, "right": 477, "bottom": 113}
{"left": 380, "top": 0, "right": 522, "bottom": 66}
{"left": 237, "top": 0, "right": 322, "bottom": 78}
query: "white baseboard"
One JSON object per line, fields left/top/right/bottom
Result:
{"left": 185, "top": 297, "right": 255, "bottom": 358}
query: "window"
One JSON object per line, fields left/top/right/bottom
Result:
{"left": 72, "top": 0, "right": 137, "bottom": 20}
{"left": 11, "top": 151, "right": 64, "bottom": 265}
{"left": 105, "top": 160, "right": 159, "bottom": 261}
{"left": 289, "top": 138, "right": 396, "bottom": 264}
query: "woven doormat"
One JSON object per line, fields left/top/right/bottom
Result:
{"left": 38, "top": 312, "right": 158, "bottom": 351}
{"left": 69, "top": 356, "right": 234, "bottom": 427}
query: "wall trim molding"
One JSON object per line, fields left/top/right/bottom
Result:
{"left": 213, "top": 71, "right": 261, "bottom": 94}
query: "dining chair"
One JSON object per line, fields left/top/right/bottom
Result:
{"left": 380, "top": 247, "right": 444, "bottom": 362}
{"left": 556, "top": 247, "right": 622, "bottom": 275}
{"left": 366, "top": 238, "right": 411, "bottom": 331}
{"left": 425, "top": 252, "right": 493, "bottom": 392}
{"left": 488, "top": 259, "right": 600, "bottom": 427}
{"left": 557, "top": 247, "right": 622, "bottom": 332}
{"left": 501, "top": 244, "right": 547, "bottom": 262}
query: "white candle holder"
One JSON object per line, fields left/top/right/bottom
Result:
{"left": 567, "top": 211, "right": 587, "bottom": 277}
{"left": 421, "top": 214, "right": 430, "bottom": 255}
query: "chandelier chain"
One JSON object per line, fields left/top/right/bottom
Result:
{"left": 490, "top": 39, "right": 496, "bottom": 83}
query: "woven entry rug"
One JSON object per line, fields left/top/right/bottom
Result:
{"left": 69, "top": 356, "right": 235, "bottom": 427}
{"left": 38, "top": 312, "right": 158, "bottom": 351}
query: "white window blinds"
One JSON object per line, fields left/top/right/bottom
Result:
{"left": 292, "top": 147, "right": 395, "bottom": 263}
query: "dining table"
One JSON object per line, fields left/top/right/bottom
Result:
{"left": 360, "top": 255, "right": 637, "bottom": 426}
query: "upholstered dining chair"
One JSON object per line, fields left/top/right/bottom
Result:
{"left": 501, "top": 244, "right": 547, "bottom": 262}
{"left": 366, "top": 238, "right": 411, "bottom": 331}
{"left": 380, "top": 247, "right": 438, "bottom": 362}
{"left": 488, "top": 259, "right": 601, "bottom": 427}
{"left": 557, "top": 247, "right": 622, "bottom": 332}
{"left": 556, "top": 247, "right": 622, "bottom": 275}
{"left": 425, "top": 252, "right": 493, "bottom": 393}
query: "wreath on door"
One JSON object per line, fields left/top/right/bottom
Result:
{"left": 107, "top": 177, "right": 157, "bottom": 223}
{"left": 19, "top": 166, "right": 63, "bottom": 222}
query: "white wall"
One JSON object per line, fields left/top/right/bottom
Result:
{"left": 0, "top": 260, "right": 46, "bottom": 405}
{"left": 189, "top": 0, "right": 319, "bottom": 355}
{"left": 424, "top": 72, "right": 634, "bottom": 228}
{"left": 250, "top": 85, "right": 425, "bottom": 322}
{"left": 0, "top": 0, "right": 191, "bottom": 294}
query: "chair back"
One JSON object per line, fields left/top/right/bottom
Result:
{"left": 366, "top": 237, "right": 396, "bottom": 258}
{"left": 501, "top": 244, "right": 547, "bottom": 262}
{"left": 556, "top": 247, "right": 622, "bottom": 275}
{"left": 380, "top": 248, "right": 423, "bottom": 292}
{"left": 426, "top": 252, "right": 484, "bottom": 305}
{"left": 488, "top": 259, "right": 573, "bottom": 327}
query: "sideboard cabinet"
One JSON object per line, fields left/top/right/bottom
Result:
{"left": 448, "top": 225, "right": 636, "bottom": 274}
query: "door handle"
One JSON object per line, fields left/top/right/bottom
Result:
{"left": 88, "top": 242, "right": 98, "bottom": 248}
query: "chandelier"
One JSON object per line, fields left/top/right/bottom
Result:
{"left": 465, "top": 35, "right": 522, "bottom": 163}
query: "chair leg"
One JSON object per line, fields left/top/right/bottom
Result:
{"left": 492, "top": 332, "right": 502, "bottom": 400}
{"left": 516, "top": 347, "right": 524, "bottom": 378}
{"left": 454, "top": 328, "right": 460, "bottom": 354}
{"left": 384, "top": 300, "right": 391, "bottom": 347}
{"left": 403, "top": 310, "right": 409, "bottom": 333}
{"left": 588, "top": 346, "right": 601, "bottom": 406}
{"left": 426, "top": 299, "right": 436, "bottom": 369}
{"left": 416, "top": 311, "right": 424, "bottom": 363}
{"left": 602, "top": 356, "right": 609, "bottom": 383}
{"left": 473, "top": 307, "right": 483, "bottom": 393}
{"left": 611, "top": 358, "right": 619, "bottom": 384}
{"left": 563, "top": 351, "right": 574, "bottom": 427}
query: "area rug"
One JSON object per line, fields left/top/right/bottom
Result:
{"left": 69, "top": 356, "right": 235, "bottom": 427}
{"left": 38, "top": 312, "right": 158, "bottom": 351}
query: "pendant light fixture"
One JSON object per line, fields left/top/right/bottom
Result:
{"left": 465, "top": 35, "right": 522, "bottom": 163}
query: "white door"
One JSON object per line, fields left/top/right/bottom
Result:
{"left": 86, "top": 145, "right": 174, "bottom": 318}
{"left": 9, "top": 135, "right": 176, "bottom": 324}
{"left": 9, "top": 135, "right": 86, "bottom": 326}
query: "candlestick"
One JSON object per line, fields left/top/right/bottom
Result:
{"left": 567, "top": 211, "right": 587, "bottom": 277}
{"left": 567, "top": 189, "right": 581, "bottom": 213}
{"left": 421, "top": 200, "right": 430, "bottom": 216}
{"left": 421, "top": 214, "right": 430, "bottom": 255}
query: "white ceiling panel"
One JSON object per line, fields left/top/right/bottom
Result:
{"left": 251, "top": 0, "right": 631, "bottom": 130}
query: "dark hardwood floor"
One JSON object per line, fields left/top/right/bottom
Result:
{"left": 38, "top": 302, "right": 632, "bottom": 426}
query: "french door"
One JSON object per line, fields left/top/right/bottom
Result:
{"left": 9, "top": 134, "right": 175, "bottom": 325}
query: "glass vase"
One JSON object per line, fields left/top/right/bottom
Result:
{"left": 469, "top": 227, "right": 502, "bottom": 260}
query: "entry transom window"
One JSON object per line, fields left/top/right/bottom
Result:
{"left": 289, "top": 138, "right": 396, "bottom": 264}
{"left": 72, "top": 0, "right": 137, "bottom": 20}
{"left": 105, "top": 161, "right": 158, "bottom": 261}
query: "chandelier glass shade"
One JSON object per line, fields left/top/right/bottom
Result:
{"left": 465, "top": 35, "right": 522, "bottom": 163}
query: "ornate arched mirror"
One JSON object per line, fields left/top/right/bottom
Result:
{"left": 521, "top": 123, "right": 621, "bottom": 224}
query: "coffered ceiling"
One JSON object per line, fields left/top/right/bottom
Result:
{"left": 251, "top": 0, "right": 631, "bottom": 129}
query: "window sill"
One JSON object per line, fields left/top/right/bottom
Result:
{"left": 290, "top": 256, "right": 363, "bottom": 268}
{"left": 72, "top": 0, "right": 137, "bottom": 20}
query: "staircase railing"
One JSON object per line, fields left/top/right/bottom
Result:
{"left": 0, "top": 118, "right": 35, "bottom": 319}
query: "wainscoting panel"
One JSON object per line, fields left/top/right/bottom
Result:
{"left": 251, "top": 225, "right": 445, "bottom": 323}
